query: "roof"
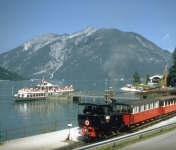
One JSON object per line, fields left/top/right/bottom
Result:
{"left": 149, "top": 75, "right": 163, "bottom": 79}
{"left": 117, "top": 95, "right": 176, "bottom": 106}
{"left": 78, "top": 103, "right": 110, "bottom": 107}
{"left": 117, "top": 98, "right": 160, "bottom": 106}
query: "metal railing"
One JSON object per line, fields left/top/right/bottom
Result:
{"left": 0, "top": 119, "right": 77, "bottom": 142}
{"left": 74, "top": 121, "right": 176, "bottom": 150}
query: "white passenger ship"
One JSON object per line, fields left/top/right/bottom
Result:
{"left": 13, "top": 80, "right": 74, "bottom": 102}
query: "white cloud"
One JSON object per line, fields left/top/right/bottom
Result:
{"left": 162, "top": 34, "right": 170, "bottom": 41}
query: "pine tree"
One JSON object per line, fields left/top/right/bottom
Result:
{"left": 133, "top": 70, "right": 141, "bottom": 85}
{"left": 168, "top": 47, "right": 176, "bottom": 87}
{"left": 145, "top": 73, "right": 151, "bottom": 85}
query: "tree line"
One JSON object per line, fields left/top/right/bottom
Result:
{"left": 133, "top": 47, "right": 176, "bottom": 87}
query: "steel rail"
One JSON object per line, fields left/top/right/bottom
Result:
{"left": 74, "top": 121, "right": 176, "bottom": 150}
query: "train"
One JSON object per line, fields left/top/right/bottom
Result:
{"left": 77, "top": 95, "right": 176, "bottom": 139}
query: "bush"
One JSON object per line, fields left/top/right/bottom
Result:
{"left": 147, "top": 93, "right": 159, "bottom": 98}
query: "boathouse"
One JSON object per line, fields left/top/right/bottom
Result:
{"left": 149, "top": 75, "right": 163, "bottom": 83}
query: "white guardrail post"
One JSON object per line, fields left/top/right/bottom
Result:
{"left": 74, "top": 121, "right": 176, "bottom": 150}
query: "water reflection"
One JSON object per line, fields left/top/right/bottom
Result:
{"left": 11, "top": 100, "right": 80, "bottom": 128}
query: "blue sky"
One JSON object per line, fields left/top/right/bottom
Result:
{"left": 0, "top": 0, "right": 176, "bottom": 54}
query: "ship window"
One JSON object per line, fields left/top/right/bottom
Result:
{"left": 22, "top": 94, "right": 24, "bottom": 97}
{"left": 27, "top": 95, "right": 29, "bottom": 97}
{"left": 36, "top": 94, "right": 38, "bottom": 97}
{"left": 30, "top": 94, "right": 32, "bottom": 97}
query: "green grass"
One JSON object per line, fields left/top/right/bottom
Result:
{"left": 95, "top": 125, "right": 176, "bottom": 150}
{"left": 0, "top": 142, "right": 4, "bottom": 146}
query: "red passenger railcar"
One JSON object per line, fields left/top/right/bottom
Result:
{"left": 116, "top": 96, "right": 176, "bottom": 126}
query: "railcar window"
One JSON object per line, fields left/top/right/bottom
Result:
{"left": 154, "top": 102, "right": 156, "bottom": 108}
{"left": 140, "top": 105, "right": 144, "bottom": 112}
{"left": 116, "top": 105, "right": 130, "bottom": 113}
{"left": 133, "top": 106, "right": 139, "bottom": 113}
{"left": 145, "top": 104, "right": 149, "bottom": 110}
{"left": 166, "top": 101, "right": 169, "bottom": 106}
{"left": 150, "top": 103, "right": 153, "bottom": 109}
{"left": 160, "top": 101, "right": 164, "bottom": 107}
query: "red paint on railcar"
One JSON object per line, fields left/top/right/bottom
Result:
{"left": 163, "top": 104, "right": 176, "bottom": 114}
{"left": 120, "top": 107, "right": 161, "bottom": 125}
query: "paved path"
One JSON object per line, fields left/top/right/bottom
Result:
{"left": 0, "top": 127, "right": 83, "bottom": 150}
{"left": 118, "top": 129, "right": 176, "bottom": 150}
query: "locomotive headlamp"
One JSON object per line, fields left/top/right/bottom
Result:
{"left": 106, "top": 116, "right": 110, "bottom": 119}
{"left": 85, "top": 120, "right": 89, "bottom": 125}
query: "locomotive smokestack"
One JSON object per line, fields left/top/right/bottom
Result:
{"left": 110, "top": 98, "right": 117, "bottom": 112}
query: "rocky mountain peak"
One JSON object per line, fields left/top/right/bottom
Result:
{"left": 0, "top": 27, "right": 172, "bottom": 80}
{"left": 22, "top": 33, "right": 60, "bottom": 51}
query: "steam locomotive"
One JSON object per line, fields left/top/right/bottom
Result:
{"left": 77, "top": 99, "right": 124, "bottom": 139}
{"left": 78, "top": 95, "right": 176, "bottom": 139}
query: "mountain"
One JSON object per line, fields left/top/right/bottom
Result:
{"left": 0, "top": 66, "right": 29, "bottom": 81}
{"left": 0, "top": 27, "right": 172, "bottom": 80}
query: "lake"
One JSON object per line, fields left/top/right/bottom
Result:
{"left": 0, "top": 80, "right": 131, "bottom": 141}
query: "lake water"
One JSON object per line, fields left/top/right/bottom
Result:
{"left": 0, "top": 80, "right": 130, "bottom": 141}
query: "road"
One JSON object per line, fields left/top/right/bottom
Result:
{"left": 118, "top": 129, "right": 176, "bottom": 150}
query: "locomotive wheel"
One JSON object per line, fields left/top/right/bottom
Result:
{"left": 84, "top": 134, "right": 90, "bottom": 142}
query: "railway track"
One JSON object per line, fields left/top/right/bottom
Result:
{"left": 56, "top": 111, "right": 176, "bottom": 150}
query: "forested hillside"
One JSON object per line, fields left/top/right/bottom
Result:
{"left": 0, "top": 67, "right": 29, "bottom": 81}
